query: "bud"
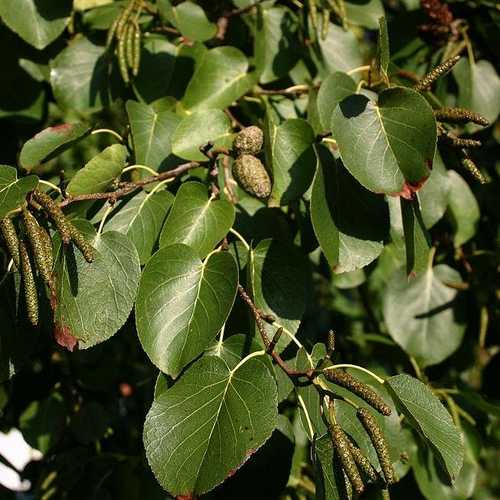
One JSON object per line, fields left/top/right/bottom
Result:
{"left": 232, "top": 154, "right": 271, "bottom": 199}
{"left": 357, "top": 408, "right": 395, "bottom": 485}
{"left": 0, "top": 217, "right": 20, "bottom": 268}
{"left": 434, "top": 107, "right": 489, "bottom": 127}
{"left": 414, "top": 56, "right": 460, "bottom": 92}
{"left": 22, "top": 209, "right": 51, "bottom": 284}
{"left": 323, "top": 369, "right": 392, "bottom": 416}
{"left": 19, "top": 240, "right": 38, "bottom": 326}
{"left": 329, "top": 424, "right": 364, "bottom": 495}
{"left": 233, "top": 126, "right": 264, "bottom": 156}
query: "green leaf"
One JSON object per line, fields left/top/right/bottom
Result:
{"left": 331, "top": 87, "right": 436, "bottom": 196}
{"left": 400, "top": 196, "right": 431, "bottom": 276}
{"left": 383, "top": 264, "right": 465, "bottom": 366}
{"left": 418, "top": 151, "right": 450, "bottom": 228}
{"left": 19, "top": 123, "right": 91, "bottom": 171}
{"left": 345, "top": 0, "right": 385, "bottom": 29}
{"left": 385, "top": 374, "right": 464, "bottom": 481}
{"left": 171, "top": 109, "right": 232, "bottom": 161}
{"left": 126, "top": 100, "right": 180, "bottom": 171}
{"left": 182, "top": 46, "right": 253, "bottom": 112}
{"left": 446, "top": 171, "right": 479, "bottom": 247}
{"left": 169, "top": 2, "right": 216, "bottom": 42}
{"left": 0, "top": 0, "right": 71, "bottom": 49}
{"left": 376, "top": 16, "right": 390, "bottom": 80}
{"left": 50, "top": 36, "right": 120, "bottom": 112}
{"left": 67, "top": 144, "right": 128, "bottom": 196}
{"left": 144, "top": 354, "right": 277, "bottom": 496}
{"left": 135, "top": 244, "right": 238, "bottom": 377}
{"left": 454, "top": 58, "right": 500, "bottom": 132}
{"left": 248, "top": 239, "right": 308, "bottom": 350}
{"left": 311, "top": 147, "right": 389, "bottom": 273}
{"left": 317, "top": 72, "right": 357, "bottom": 131}
{"left": 159, "top": 182, "right": 235, "bottom": 259}
{"left": 19, "top": 394, "right": 66, "bottom": 454}
{"left": 254, "top": 6, "right": 300, "bottom": 84}
{"left": 133, "top": 36, "right": 177, "bottom": 104}
{"left": 313, "top": 23, "right": 363, "bottom": 77}
{"left": 104, "top": 189, "right": 174, "bottom": 264}
{"left": 0, "top": 165, "right": 38, "bottom": 219}
{"left": 268, "top": 119, "right": 315, "bottom": 206}
{"left": 54, "top": 228, "right": 141, "bottom": 349}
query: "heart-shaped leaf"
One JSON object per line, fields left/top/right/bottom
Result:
{"left": 172, "top": 109, "right": 233, "bottom": 161}
{"left": 268, "top": 119, "right": 316, "bottom": 206}
{"left": 0, "top": 0, "right": 71, "bottom": 49}
{"left": 383, "top": 264, "right": 466, "bottom": 366}
{"left": 67, "top": 144, "right": 128, "bottom": 196}
{"left": 0, "top": 165, "right": 38, "bottom": 219}
{"left": 105, "top": 189, "right": 174, "bottom": 264}
{"left": 182, "top": 46, "right": 254, "bottom": 112}
{"left": 126, "top": 100, "right": 180, "bottom": 171}
{"left": 144, "top": 353, "right": 277, "bottom": 496}
{"left": 331, "top": 87, "right": 436, "bottom": 197}
{"left": 385, "top": 374, "right": 464, "bottom": 481}
{"left": 311, "top": 146, "right": 389, "bottom": 273}
{"left": 135, "top": 244, "right": 238, "bottom": 377}
{"left": 168, "top": 1, "right": 216, "bottom": 42}
{"left": 248, "top": 239, "right": 308, "bottom": 350}
{"left": 160, "top": 181, "right": 235, "bottom": 259}
{"left": 19, "top": 123, "right": 91, "bottom": 171}
{"left": 54, "top": 229, "right": 141, "bottom": 350}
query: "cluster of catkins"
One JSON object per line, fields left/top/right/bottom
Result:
{"left": 323, "top": 368, "right": 395, "bottom": 495}
{"left": 231, "top": 126, "right": 272, "bottom": 199}
{"left": 106, "top": 0, "right": 143, "bottom": 84}
{"left": 0, "top": 190, "right": 95, "bottom": 326}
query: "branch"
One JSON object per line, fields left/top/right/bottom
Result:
{"left": 237, "top": 285, "right": 315, "bottom": 379}
{"left": 59, "top": 161, "right": 200, "bottom": 208}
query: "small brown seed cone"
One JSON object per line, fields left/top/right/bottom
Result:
{"left": 232, "top": 154, "right": 271, "bottom": 199}
{"left": 233, "top": 126, "right": 264, "bottom": 155}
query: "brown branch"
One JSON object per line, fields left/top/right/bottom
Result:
{"left": 237, "top": 285, "right": 315, "bottom": 379}
{"left": 59, "top": 161, "right": 200, "bottom": 208}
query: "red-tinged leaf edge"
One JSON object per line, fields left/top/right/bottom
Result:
{"left": 389, "top": 176, "right": 429, "bottom": 200}
{"left": 54, "top": 323, "right": 78, "bottom": 351}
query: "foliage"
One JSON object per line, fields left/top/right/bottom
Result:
{"left": 0, "top": 0, "right": 499, "bottom": 499}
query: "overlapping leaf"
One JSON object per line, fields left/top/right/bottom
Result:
{"left": 0, "top": 165, "right": 38, "bottom": 219}
{"left": 135, "top": 244, "right": 238, "bottom": 377}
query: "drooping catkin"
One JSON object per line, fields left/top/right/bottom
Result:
{"left": 69, "top": 226, "right": 95, "bottom": 263}
{"left": 414, "top": 56, "right": 460, "bottom": 92}
{"left": 0, "top": 217, "right": 20, "bottom": 268}
{"left": 106, "top": 17, "right": 119, "bottom": 48}
{"left": 434, "top": 107, "right": 489, "bottom": 127}
{"left": 19, "top": 240, "right": 38, "bottom": 326}
{"left": 22, "top": 209, "right": 51, "bottom": 284}
{"left": 323, "top": 369, "right": 392, "bottom": 416}
{"left": 32, "top": 190, "right": 72, "bottom": 244}
{"left": 232, "top": 155, "right": 271, "bottom": 199}
{"left": 346, "top": 438, "right": 379, "bottom": 484}
{"left": 462, "top": 158, "right": 486, "bottom": 184}
{"left": 441, "top": 133, "right": 482, "bottom": 148}
{"left": 357, "top": 408, "right": 395, "bottom": 485}
{"left": 118, "top": 27, "right": 130, "bottom": 84}
{"left": 329, "top": 424, "right": 365, "bottom": 495}
{"left": 132, "top": 21, "right": 141, "bottom": 76}
{"left": 125, "top": 23, "right": 135, "bottom": 70}
{"left": 38, "top": 225, "right": 54, "bottom": 278}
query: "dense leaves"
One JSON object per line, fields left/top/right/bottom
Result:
{"left": 0, "top": 0, "right": 498, "bottom": 498}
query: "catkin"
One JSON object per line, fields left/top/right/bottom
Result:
{"left": 0, "top": 218, "right": 20, "bottom": 268}
{"left": 462, "top": 158, "right": 486, "bottom": 184}
{"left": 32, "top": 190, "right": 72, "bottom": 244}
{"left": 323, "top": 369, "right": 392, "bottom": 416}
{"left": 232, "top": 155, "right": 272, "bottom": 199}
{"left": 233, "top": 126, "right": 264, "bottom": 156}
{"left": 357, "top": 408, "right": 395, "bottom": 485}
{"left": 346, "top": 439, "right": 379, "bottom": 484}
{"left": 132, "top": 21, "right": 141, "bottom": 76}
{"left": 329, "top": 424, "right": 364, "bottom": 495}
{"left": 125, "top": 23, "right": 135, "bottom": 70}
{"left": 19, "top": 241, "right": 38, "bottom": 326}
{"left": 22, "top": 209, "right": 51, "bottom": 284}
{"left": 434, "top": 107, "right": 489, "bottom": 127}
{"left": 69, "top": 226, "right": 95, "bottom": 263}
{"left": 38, "top": 226, "right": 54, "bottom": 278}
{"left": 106, "top": 17, "right": 119, "bottom": 48}
{"left": 118, "top": 27, "right": 130, "bottom": 84}
{"left": 414, "top": 55, "right": 460, "bottom": 92}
